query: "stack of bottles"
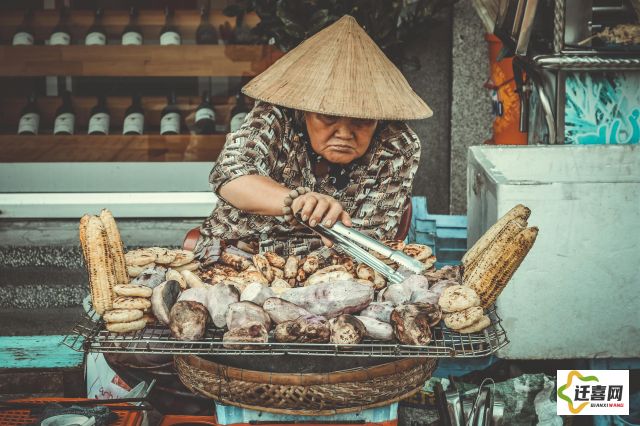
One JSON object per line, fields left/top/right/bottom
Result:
{"left": 11, "top": 6, "right": 221, "bottom": 46}
{"left": 17, "top": 92, "right": 250, "bottom": 136}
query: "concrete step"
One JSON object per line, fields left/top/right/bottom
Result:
{"left": 0, "top": 266, "right": 87, "bottom": 309}
{"left": 0, "top": 307, "right": 85, "bottom": 336}
{"left": 0, "top": 246, "right": 84, "bottom": 269}
{"left": 0, "top": 218, "right": 199, "bottom": 248}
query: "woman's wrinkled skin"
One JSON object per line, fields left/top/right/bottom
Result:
{"left": 290, "top": 113, "right": 378, "bottom": 239}
{"left": 304, "top": 112, "right": 378, "bottom": 165}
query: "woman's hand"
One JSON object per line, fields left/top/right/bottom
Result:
{"left": 291, "top": 192, "right": 352, "bottom": 247}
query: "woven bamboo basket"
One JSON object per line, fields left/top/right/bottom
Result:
{"left": 175, "top": 355, "right": 437, "bottom": 415}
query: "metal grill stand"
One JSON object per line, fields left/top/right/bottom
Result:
{"left": 63, "top": 306, "right": 508, "bottom": 359}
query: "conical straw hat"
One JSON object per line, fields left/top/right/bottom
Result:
{"left": 242, "top": 15, "right": 433, "bottom": 121}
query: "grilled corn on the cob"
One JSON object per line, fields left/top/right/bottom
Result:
{"left": 79, "top": 214, "right": 90, "bottom": 264}
{"left": 99, "top": 209, "right": 128, "bottom": 286}
{"left": 464, "top": 217, "right": 527, "bottom": 278}
{"left": 84, "top": 216, "right": 116, "bottom": 314}
{"left": 464, "top": 226, "right": 538, "bottom": 307}
{"left": 462, "top": 204, "right": 530, "bottom": 271}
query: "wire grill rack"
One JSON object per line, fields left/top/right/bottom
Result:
{"left": 63, "top": 307, "right": 508, "bottom": 358}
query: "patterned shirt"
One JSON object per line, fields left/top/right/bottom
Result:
{"left": 198, "top": 101, "right": 421, "bottom": 259}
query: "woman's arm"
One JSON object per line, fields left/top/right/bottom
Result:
{"left": 218, "top": 175, "right": 290, "bottom": 216}
{"left": 221, "top": 176, "right": 349, "bottom": 247}
{"left": 209, "top": 101, "right": 287, "bottom": 211}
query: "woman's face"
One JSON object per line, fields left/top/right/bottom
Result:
{"left": 305, "top": 112, "right": 378, "bottom": 165}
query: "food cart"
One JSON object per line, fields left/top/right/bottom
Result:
{"left": 52, "top": 201, "right": 535, "bottom": 424}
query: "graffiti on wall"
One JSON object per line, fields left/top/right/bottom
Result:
{"left": 565, "top": 72, "right": 640, "bottom": 145}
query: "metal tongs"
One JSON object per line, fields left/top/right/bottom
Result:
{"left": 443, "top": 377, "right": 500, "bottom": 426}
{"left": 294, "top": 213, "right": 427, "bottom": 284}
{"left": 466, "top": 378, "right": 496, "bottom": 426}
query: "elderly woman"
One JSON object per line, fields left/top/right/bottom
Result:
{"left": 196, "top": 15, "right": 432, "bottom": 259}
{"left": 106, "top": 17, "right": 433, "bottom": 409}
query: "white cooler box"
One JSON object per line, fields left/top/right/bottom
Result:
{"left": 467, "top": 145, "right": 640, "bottom": 359}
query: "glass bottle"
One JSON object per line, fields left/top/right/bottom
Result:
{"left": 12, "top": 9, "right": 35, "bottom": 46}
{"left": 229, "top": 92, "right": 249, "bottom": 132}
{"left": 53, "top": 90, "right": 75, "bottom": 135}
{"left": 17, "top": 92, "right": 40, "bottom": 135}
{"left": 160, "top": 5, "right": 181, "bottom": 45}
{"left": 88, "top": 95, "right": 110, "bottom": 135}
{"left": 196, "top": 6, "right": 218, "bottom": 45}
{"left": 195, "top": 91, "right": 216, "bottom": 135}
{"left": 49, "top": 6, "right": 72, "bottom": 46}
{"left": 160, "top": 91, "right": 181, "bottom": 135}
{"left": 123, "top": 93, "right": 144, "bottom": 135}
{"left": 85, "top": 8, "right": 107, "bottom": 46}
{"left": 122, "top": 7, "right": 143, "bottom": 45}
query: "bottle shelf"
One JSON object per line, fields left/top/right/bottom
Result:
{"left": 0, "top": 134, "right": 226, "bottom": 162}
{"left": 0, "top": 7, "right": 272, "bottom": 168}
{"left": 0, "top": 9, "right": 260, "bottom": 44}
{"left": 0, "top": 45, "right": 283, "bottom": 77}
{"left": 2, "top": 95, "right": 240, "bottom": 134}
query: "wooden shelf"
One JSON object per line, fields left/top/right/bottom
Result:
{"left": 0, "top": 9, "right": 274, "bottom": 167}
{"left": 0, "top": 10, "right": 260, "bottom": 44}
{"left": 0, "top": 134, "right": 226, "bottom": 162}
{"left": 1, "top": 95, "right": 242, "bottom": 133}
{"left": 0, "top": 45, "right": 283, "bottom": 77}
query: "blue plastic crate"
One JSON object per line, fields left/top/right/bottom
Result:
{"left": 406, "top": 198, "right": 499, "bottom": 376}
{"left": 432, "top": 356, "right": 498, "bottom": 378}
{"left": 215, "top": 402, "right": 398, "bottom": 425}
{"left": 408, "top": 196, "right": 468, "bottom": 268}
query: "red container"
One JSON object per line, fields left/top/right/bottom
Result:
{"left": 0, "top": 398, "right": 143, "bottom": 426}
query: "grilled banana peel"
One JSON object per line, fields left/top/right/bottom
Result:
{"left": 464, "top": 226, "right": 538, "bottom": 308}
{"left": 462, "top": 204, "right": 531, "bottom": 271}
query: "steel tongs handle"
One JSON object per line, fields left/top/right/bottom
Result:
{"left": 330, "top": 222, "right": 427, "bottom": 274}
{"left": 326, "top": 229, "right": 404, "bottom": 284}
{"left": 330, "top": 222, "right": 395, "bottom": 257}
{"left": 293, "top": 213, "right": 406, "bottom": 284}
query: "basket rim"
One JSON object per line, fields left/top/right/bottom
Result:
{"left": 175, "top": 355, "right": 433, "bottom": 386}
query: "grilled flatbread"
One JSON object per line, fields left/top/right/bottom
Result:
{"left": 125, "top": 249, "right": 156, "bottom": 266}
{"left": 147, "top": 247, "right": 176, "bottom": 265}
{"left": 103, "top": 309, "right": 143, "bottom": 323}
{"left": 114, "top": 284, "right": 153, "bottom": 298}
{"left": 403, "top": 243, "right": 433, "bottom": 261}
{"left": 438, "top": 285, "right": 481, "bottom": 313}
{"left": 444, "top": 306, "right": 484, "bottom": 330}
{"left": 112, "top": 296, "right": 151, "bottom": 310}
{"left": 456, "top": 315, "right": 491, "bottom": 334}
{"left": 106, "top": 319, "right": 147, "bottom": 333}
{"left": 169, "top": 249, "right": 196, "bottom": 267}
